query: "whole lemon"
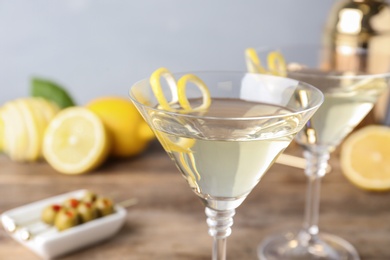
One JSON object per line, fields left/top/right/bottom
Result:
{"left": 86, "top": 96, "right": 154, "bottom": 157}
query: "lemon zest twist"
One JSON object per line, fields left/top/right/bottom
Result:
{"left": 177, "top": 74, "right": 211, "bottom": 112}
{"left": 245, "top": 48, "right": 287, "bottom": 77}
{"left": 150, "top": 67, "right": 211, "bottom": 187}
{"left": 150, "top": 67, "right": 211, "bottom": 113}
{"left": 150, "top": 67, "right": 178, "bottom": 111}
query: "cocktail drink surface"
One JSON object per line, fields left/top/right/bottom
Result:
{"left": 292, "top": 69, "right": 387, "bottom": 153}
{"left": 129, "top": 71, "right": 323, "bottom": 260}
{"left": 248, "top": 45, "right": 390, "bottom": 260}
{"left": 156, "top": 99, "right": 298, "bottom": 208}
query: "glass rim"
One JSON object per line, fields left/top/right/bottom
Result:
{"left": 129, "top": 70, "right": 324, "bottom": 121}
{"left": 251, "top": 44, "right": 390, "bottom": 80}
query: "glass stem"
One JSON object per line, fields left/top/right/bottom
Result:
{"left": 302, "top": 150, "right": 330, "bottom": 237}
{"left": 205, "top": 207, "right": 235, "bottom": 260}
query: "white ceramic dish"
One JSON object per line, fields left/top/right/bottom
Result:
{"left": 1, "top": 189, "right": 127, "bottom": 259}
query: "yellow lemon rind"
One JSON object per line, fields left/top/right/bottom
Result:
{"left": 86, "top": 96, "right": 154, "bottom": 158}
{"left": 1, "top": 100, "right": 28, "bottom": 161}
{"left": 150, "top": 67, "right": 178, "bottom": 112}
{"left": 177, "top": 74, "right": 211, "bottom": 112}
{"left": 245, "top": 48, "right": 288, "bottom": 77}
{"left": 14, "top": 99, "right": 41, "bottom": 161}
{"left": 149, "top": 67, "right": 212, "bottom": 157}
{"left": 245, "top": 48, "right": 267, "bottom": 74}
{"left": 267, "top": 51, "right": 287, "bottom": 77}
{"left": 0, "top": 98, "right": 59, "bottom": 162}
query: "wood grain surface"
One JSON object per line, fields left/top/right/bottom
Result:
{"left": 0, "top": 141, "right": 389, "bottom": 260}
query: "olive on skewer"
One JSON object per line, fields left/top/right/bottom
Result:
{"left": 41, "top": 204, "right": 62, "bottom": 225}
{"left": 54, "top": 208, "right": 80, "bottom": 231}
{"left": 77, "top": 202, "right": 99, "bottom": 223}
{"left": 14, "top": 194, "right": 138, "bottom": 241}
{"left": 63, "top": 198, "right": 80, "bottom": 209}
{"left": 94, "top": 197, "right": 114, "bottom": 217}
{"left": 81, "top": 191, "right": 98, "bottom": 204}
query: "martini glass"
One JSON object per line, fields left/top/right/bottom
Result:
{"left": 248, "top": 45, "right": 390, "bottom": 259}
{"left": 129, "top": 70, "right": 323, "bottom": 260}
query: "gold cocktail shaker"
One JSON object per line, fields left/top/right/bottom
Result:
{"left": 324, "top": 0, "right": 390, "bottom": 50}
{"left": 323, "top": 0, "right": 390, "bottom": 123}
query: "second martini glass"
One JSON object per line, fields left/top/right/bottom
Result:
{"left": 247, "top": 45, "right": 390, "bottom": 259}
{"left": 129, "top": 70, "right": 323, "bottom": 260}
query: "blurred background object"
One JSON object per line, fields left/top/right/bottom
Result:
{"left": 323, "top": 0, "right": 390, "bottom": 124}
{"left": 324, "top": 0, "right": 390, "bottom": 50}
{"left": 0, "top": 0, "right": 334, "bottom": 105}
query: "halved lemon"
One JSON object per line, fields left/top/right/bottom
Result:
{"left": 43, "top": 107, "right": 110, "bottom": 174}
{"left": 1, "top": 99, "right": 30, "bottom": 161}
{"left": 0, "top": 98, "right": 60, "bottom": 162}
{"left": 340, "top": 125, "right": 390, "bottom": 191}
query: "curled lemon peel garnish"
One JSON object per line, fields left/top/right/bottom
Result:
{"left": 179, "top": 152, "right": 201, "bottom": 190}
{"left": 245, "top": 48, "right": 287, "bottom": 77}
{"left": 177, "top": 74, "right": 211, "bottom": 112}
{"left": 150, "top": 67, "right": 211, "bottom": 113}
{"left": 155, "top": 130, "right": 201, "bottom": 189}
{"left": 150, "top": 67, "right": 212, "bottom": 186}
{"left": 157, "top": 133, "right": 195, "bottom": 153}
{"left": 267, "top": 51, "right": 287, "bottom": 77}
{"left": 154, "top": 132, "right": 200, "bottom": 185}
{"left": 150, "top": 67, "right": 178, "bottom": 111}
{"left": 245, "top": 48, "right": 267, "bottom": 74}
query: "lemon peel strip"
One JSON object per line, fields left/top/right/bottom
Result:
{"left": 188, "top": 152, "right": 201, "bottom": 180}
{"left": 179, "top": 153, "right": 201, "bottom": 188}
{"left": 245, "top": 48, "right": 267, "bottom": 74}
{"left": 150, "top": 67, "right": 211, "bottom": 113}
{"left": 150, "top": 67, "right": 179, "bottom": 111}
{"left": 245, "top": 48, "right": 287, "bottom": 77}
{"left": 157, "top": 132, "right": 195, "bottom": 153}
{"left": 149, "top": 67, "right": 210, "bottom": 185}
{"left": 177, "top": 74, "right": 211, "bottom": 112}
{"left": 267, "top": 51, "right": 287, "bottom": 77}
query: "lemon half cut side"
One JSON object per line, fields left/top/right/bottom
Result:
{"left": 340, "top": 125, "right": 390, "bottom": 191}
{"left": 43, "top": 107, "right": 109, "bottom": 174}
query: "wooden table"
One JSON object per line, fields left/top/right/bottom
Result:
{"left": 0, "top": 141, "right": 389, "bottom": 260}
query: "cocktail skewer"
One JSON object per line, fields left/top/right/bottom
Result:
{"left": 276, "top": 154, "right": 332, "bottom": 173}
{"left": 2, "top": 215, "right": 39, "bottom": 233}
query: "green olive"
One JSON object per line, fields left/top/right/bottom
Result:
{"left": 82, "top": 191, "right": 98, "bottom": 204}
{"left": 63, "top": 198, "right": 80, "bottom": 209}
{"left": 41, "top": 204, "right": 62, "bottom": 225}
{"left": 54, "top": 208, "right": 80, "bottom": 231}
{"left": 94, "top": 197, "right": 114, "bottom": 217}
{"left": 77, "top": 202, "right": 98, "bottom": 223}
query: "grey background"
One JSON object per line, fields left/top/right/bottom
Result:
{"left": 0, "top": 0, "right": 337, "bottom": 105}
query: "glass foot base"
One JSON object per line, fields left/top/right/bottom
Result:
{"left": 258, "top": 230, "right": 360, "bottom": 260}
